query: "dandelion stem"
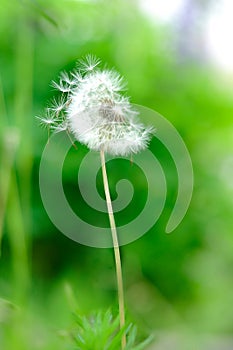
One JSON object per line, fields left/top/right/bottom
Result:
{"left": 100, "top": 148, "right": 126, "bottom": 350}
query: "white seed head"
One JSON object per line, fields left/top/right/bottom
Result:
{"left": 43, "top": 56, "right": 154, "bottom": 155}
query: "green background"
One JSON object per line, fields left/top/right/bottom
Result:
{"left": 0, "top": 0, "right": 233, "bottom": 349}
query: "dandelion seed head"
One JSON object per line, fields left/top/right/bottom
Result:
{"left": 42, "top": 56, "right": 154, "bottom": 155}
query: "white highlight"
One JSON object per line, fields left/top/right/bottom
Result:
{"left": 204, "top": 0, "right": 233, "bottom": 72}
{"left": 139, "top": 0, "right": 184, "bottom": 23}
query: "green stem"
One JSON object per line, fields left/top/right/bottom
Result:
{"left": 100, "top": 149, "right": 126, "bottom": 349}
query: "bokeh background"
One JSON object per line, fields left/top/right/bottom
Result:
{"left": 1, "top": 0, "right": 233, "bottom": 349}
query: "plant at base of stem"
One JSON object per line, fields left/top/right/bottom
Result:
{"left": 65, "top": 309, "right": 154, "bottom": 350}
{"left": 39, "top": 55, "right": 154, "bottom": 349}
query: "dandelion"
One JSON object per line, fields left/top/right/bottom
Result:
{"left": 41, "top": 56, "right": 154, "bottom": 350}
{"left": 45, "top": 56, "right": 153, "bottom": 156}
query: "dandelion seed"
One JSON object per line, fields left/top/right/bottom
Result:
{"left": 49, "top": 96, "right": 66, "bottom": 114}
{"left": 52, "top": 120, "right": 68, "bottom": 133}
{"left": 51, "top": 79, "right": 71, "bottom": 93}
{"left": 79, "top": 54, "right": 101, "bottom": 72}
{"left": 60, "top": 71, "right": 76, "bottom": 86}
{"left": 71, "top": 70, "right": 85, "bottom": 83}
{"left": 36, "top": 110, "right": 58, "bottom": 129}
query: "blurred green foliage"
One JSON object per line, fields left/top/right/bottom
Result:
{"left": 1, "top": 0, "right": 233, "bottom": 349}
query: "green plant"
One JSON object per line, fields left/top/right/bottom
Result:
{"left": 69, "top": 310, "right": 153, "bottom": 350}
